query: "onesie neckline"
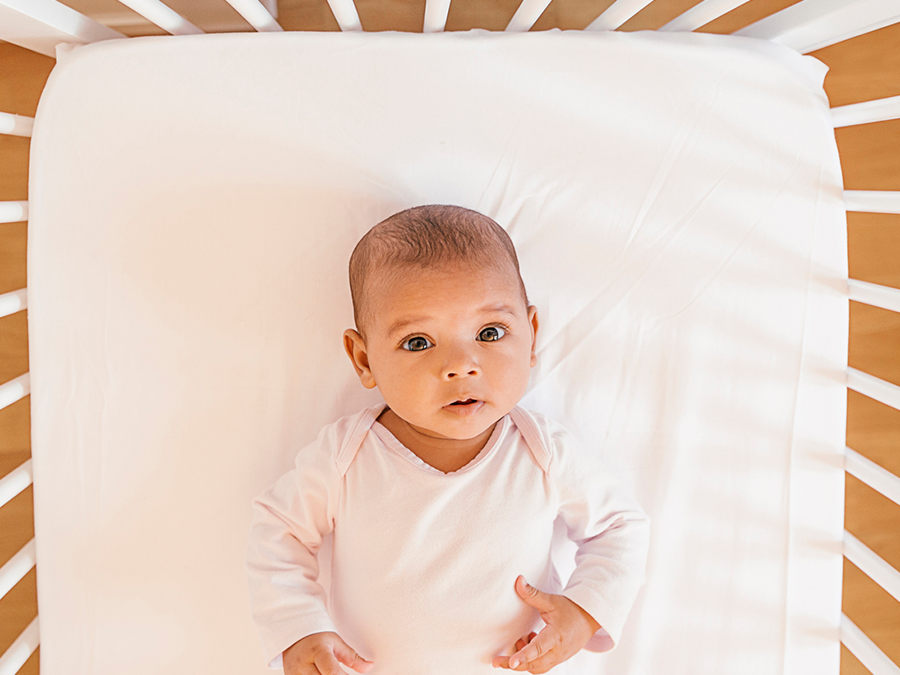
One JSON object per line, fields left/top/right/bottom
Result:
{"left": 371, "top": 413, "right": 510, "bottom": 477}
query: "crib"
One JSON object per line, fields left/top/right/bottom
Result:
{"left": 0, "top": 1, "right": 898, "bottom": 674}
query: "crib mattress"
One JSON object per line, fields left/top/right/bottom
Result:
{"left": 28, "top": 30, "right": 847, "bottom": 675}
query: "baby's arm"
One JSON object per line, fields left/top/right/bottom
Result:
{"left": 246, "top": 427, "right": 373, "bottom": 670}
{"left": 496, "top": 422, "right": 650, "bottom": 671}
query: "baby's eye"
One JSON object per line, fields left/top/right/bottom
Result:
{"left": 402, "top": 336, "right": 433, "bottom": 352}
{"left": 477, "top": 326, "right": 506, "bottom": 342}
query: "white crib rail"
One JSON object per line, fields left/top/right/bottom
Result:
{"left": 423, "top": 0, "right": 451, "bottom": 33}
{"left": 506, "top": 0, "right": 553, "bottom": 32}
{"left": 0, "top": 0, "right": 123, "bottom": 57}
{"left": 586, "top": 0, "right": 655, "bottom": 31}
{"left": 659, "top": 0, "right": 751, "bottom": 32}
{"left": 324, "top": 0, "right": 362, "bottom": 31}
{"left": 114, "top": 0, "right": 203, "bottom": 35}
{"left": 1, "top": 1, "right": 899, "bottom": 674}
{"left": 832, "top": 95, "right": 900, "bottom": 128}
{"left": 0, "top": 202, "right": 28, "bottom": 225}
{"left": 0, "top": 112, "right": 33, "bottom": 138}
{"left": 736, "top": 0, "right": 900, "bottom": 53}
{"left": 223, "top": 0, "right": 282, "bottom": 32}
{"left": 0, "top": 617, "right": 39, "bottom": 675}
{"left": 842, "top": 615, "right": 900, "bottom": 675}
{"left": 0, "top": 460, "right": 36, "bottom": 672}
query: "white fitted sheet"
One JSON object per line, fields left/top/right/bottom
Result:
{"left": 28, "top": 30, "right": 847, "bottom": 675}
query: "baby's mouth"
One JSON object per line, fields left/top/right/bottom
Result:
{"left": 450, "top": 399, "right": 478, "bottom": 406}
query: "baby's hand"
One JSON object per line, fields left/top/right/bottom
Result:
{"left": 492, "top": 576, "right": 601, "bottom": 673}
{"left": 283, "top": 631, "right": 374, "bottom": 675}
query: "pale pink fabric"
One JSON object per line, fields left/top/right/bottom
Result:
{"left": 246, "top": 405, "right": 649, "bottom": 673}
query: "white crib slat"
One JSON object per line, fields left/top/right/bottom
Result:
{"left": 736, "top": 0, "right": 900, "bottom": 54}
{"left": 0, "top": 201, "right": 28, "bottom": 224}
{"left": 423, "top": 0, "right": 451, "bottom": 32}
{"left": 0, "top": 289, "right": 27, "bottom": 319}
{"left": 660, "top": 0, "right": 752, "bottom": 32}
{"left": 844, "top": 190, "right": 900, "bottom": 214}
{"left": 0, "top": 112, "right": 34, "bottom": 138}
{"left": 844, "top": 530, "right": 900, "bottom": 604}
{"left": 0, "top": 459, "right": 32, "bottom": 511}
{"left": 324, "top": 0, "right": 362, "bottom": 31}
{"left": 849, "top": 279, "right": 900, "bottom": 314}
{"left": 506, "top": 0, "right": 553, "bottom": 32}
{"left": 845, "top": 447, "right": 900, "bottom": 508}
{"left": 848, "top": 367, "right": 900, "bottom": 413}
{"left": 0, "top": 539, "right": 36, "bottom": 602}
{"left": 586, "top": 0, "right": 654, "bottom": 31}
{"left": 0, "top": 616, "right": 39, "bottom": 675}
{"left": 0, "top": 0, "right": 123, "bottom": 58}
{"left": 841, "top": 615, "right": 900, "bottom": 675}
{"left": 833, "top": 95, "right": 900, "bottom": 127}
{"left": 115, "top": 0, "right": 202, "bottom": 35}
{"left": 223, "top": 0, "right": 282, "bottom": 32}
{"left": 0, "top": 374, "right": 29, "bottom": 412}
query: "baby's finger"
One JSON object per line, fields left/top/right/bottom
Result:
{"left": 333, "top": 641, "right": 375, "bottom": 673}
{"left": 313, "top": 650, "right": 347, "bottom": 675}
{"left": 509, "top": 649, "right": 562, "bottom": 674}
{"left": 514, "top": 632, "right": 538, "bottom": 653}
{"left": 507, "top": 629, "right": 558, "bottom": 670}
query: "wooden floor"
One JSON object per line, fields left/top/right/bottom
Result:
{"left": 0, "top": 2, "right": 898, "bottom": 673}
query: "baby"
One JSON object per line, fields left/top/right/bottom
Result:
{"left": 246, "top": 205, "right": 649, "bottom": 675}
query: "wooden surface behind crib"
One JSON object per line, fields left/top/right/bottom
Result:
{"left": 0, "top": 4, "right": 898, "bottom": 673}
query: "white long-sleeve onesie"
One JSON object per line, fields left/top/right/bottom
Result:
{"left": 246, "top": 404, "right": 649, "bottom": 674}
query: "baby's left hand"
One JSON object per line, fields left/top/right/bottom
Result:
{"left": 492, "top": 576, "right": 601, "bottom": 673}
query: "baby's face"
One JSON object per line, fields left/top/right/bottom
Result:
{"left": 345, "top": 262, "right": 538, "bottom": 442}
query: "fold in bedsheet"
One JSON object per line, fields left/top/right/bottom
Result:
{"left": 28, "top": 30, "right": 846, "bottom": 675}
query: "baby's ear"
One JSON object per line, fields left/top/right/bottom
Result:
{"left": 527, "top": 306, "right": 539, "bottom": 367}
{"left": 343, "top": 329, "right": 377, "bottom": 389}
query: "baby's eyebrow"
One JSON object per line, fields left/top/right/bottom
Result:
{"left": 480, "top": 303, "right": 519, "bottom": 319}
{"left": 386, "top": 304, "right": 519, "bottom": 338}
{"left": 386, "top": 315, "right": 431, "bottom": 338}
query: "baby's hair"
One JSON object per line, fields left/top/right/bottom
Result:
{"left": 349, "top": 204, "right": 527, "bottom": 337}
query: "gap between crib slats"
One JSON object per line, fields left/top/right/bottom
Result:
{"left": 841, "top": 614, "right": 900, "bottom": 675}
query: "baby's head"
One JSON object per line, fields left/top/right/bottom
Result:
{"left": 343, "top": 205, "right": 539, "bottom": 443}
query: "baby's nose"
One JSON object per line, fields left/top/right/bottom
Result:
{"left": 441, "top": 347, "right": 480, "bottom": 380}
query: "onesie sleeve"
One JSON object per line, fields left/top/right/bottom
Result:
{"left": 245, "top": 422, "right": 344, "bottom": 669}
{"left": 549, "top": 423, "right": 650, "bottom": 652}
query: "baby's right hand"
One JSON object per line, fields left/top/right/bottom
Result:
{"left": 283, "top": 631, "right": 375, "bottom": 675}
